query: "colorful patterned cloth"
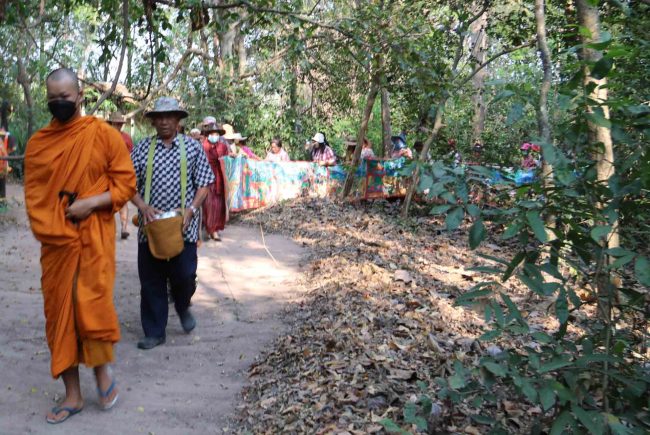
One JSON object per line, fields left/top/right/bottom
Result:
{"left": 222, "top": 156, "right": 409, "bottom": 212}
{"left": 223, "top": 157, "right": 330, "bottom": 212}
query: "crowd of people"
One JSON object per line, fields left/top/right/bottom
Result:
{"left": 19, "top": 65, "right": 545, "bottom": 425}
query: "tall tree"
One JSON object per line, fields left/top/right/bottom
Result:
{"left": 469, "top": 6, "right": 489, "bottom": 145}
{"left": 575, "top": 0, "right": 619, "bottom": 320}
{"left": 380, "top": 86, "right": 391, "bottom": 157}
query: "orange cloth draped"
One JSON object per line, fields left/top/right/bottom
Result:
{"left": 24, "top": 116, "right": 136, "bottom": 378}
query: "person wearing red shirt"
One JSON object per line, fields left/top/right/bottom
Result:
{"left": 201, "top": 122, "right": 229, "bottom": 240}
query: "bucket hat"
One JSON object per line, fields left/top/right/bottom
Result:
{"left": 144, "top": 97, "right": 189, "bottom": 119}
{"left": 202, "top": 116, "right": 217, "bottom": 126}
{"left": 204, "top": 122, "right": 226, "bottom": 134}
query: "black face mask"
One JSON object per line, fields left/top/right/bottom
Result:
{"left": 48, "top": 100, "right": 77, "bottom": 123}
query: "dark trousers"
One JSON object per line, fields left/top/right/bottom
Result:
{"left": 138, "top": 242, "right": 197, "bottom": 338}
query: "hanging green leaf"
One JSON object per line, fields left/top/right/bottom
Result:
{"left": 550, "top": 410, "right": 577, "bottom": 435}
{"left": 572, "top": 406, "right": 605, "bottom": 435}
{"left": 469, "top": 219, "right": 486, "bottom": 249}
{"left": 634, "top": 256, "right": 650, "bottom": 286}
{"left": 526, "top": 211, "right": 548, "bottom": 243}
{"left": 590, "top": 225, "right": 612, "bottom": 242}
{"left": 539, "top": 386, "right": 556, "bottom": 411}
{"left": 445, "top": 207, "right": 464, "bottom": 231}
{"left": 591, "top": 56, "right": 614, "bottom": 79}
{"left": 482, "top": 361, "right": 507, "bottom": 377}
{"left": 506, "top": 102, "right": 525, "bottom": 126}
{"left": 586, "top": 108, "right": 612, "bottom": 129}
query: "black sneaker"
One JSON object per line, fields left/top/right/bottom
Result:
{"left": 179, "top": 309, "right": 196, "bottom": 333}
{"left": 137, "top": 336, "right": 165, "bottom": 350}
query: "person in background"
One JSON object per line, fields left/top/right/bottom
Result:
{"left": 130, "top": 97, "right": 215, "bottom": 350}
{"left": 310, "top": 132, "right": 336, "bottom": 166}
{"left": 265, "top": 137, "right": 290, "bottom": 162}
{"left": 0, "top": 125, "right": 16, "bottom": 207}
{"left": 520, "top": 142, "right": 541, "bottom": 169}
{"left": 222, "top": 123, "right": 236, "bottom": 154}
{"left": 24, "top": 67, "right": 136, "bottom": 423}
{"left": 446, "top": 139, "right": 462, "bottom": 167}
{"left": 390, "top": 133, "right": 413, "bottom": 159}
{"left": 201, "top": 122, "right": 225, "bottom": 155}
{"left": 360, "top": 138, "right": 375, "bottom": 160}
{"left": 199, "top": 116, "right": 216, "bottom": 145}
{"left": 202, "top": 122, "right": 229, "bottom": 241}
{"left": 107, "top": 112, "right": 134, "bottom": 240}
{"left": 467, "top": 142, "right": 483, "bottom": 166}
{"left": 227, "top": 132, "right": 261, "bottom": 160}
{"left": 189, "top": 128, "right": 202, "bottom": 142}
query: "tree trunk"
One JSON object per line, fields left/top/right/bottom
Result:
{"left": 199, "top": 29, "right": 216, "bottom": 104}
{"left": 237, "top": 31, "right": 247, "bottom": 77}
{"left": 127, "top": 25, "right": 133, "bottom": 87}
{"left": 469, "top": 9, "right": 489, "bottom": 144}
{"left": 401, "top": 101, "right": 446, "bottom": 218}
{"left": 341, "top": 77, "right": 380, "bottom": 198}
{"left": 575, "top": 0, "right": 619, "bottom": 320}
{"left": 16, "top": 58, "right": 34, "bottom": 139}
{"left": 535, "top": 0, "right": 552, "bottom": 175}
{"left": 402, "top": 29, "right": 467, "bottom": 217}
{"left": 380, "top": 87, "right": 391, "bottom": 158}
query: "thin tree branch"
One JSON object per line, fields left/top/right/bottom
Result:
{"left": 458, "top": 40, "right": 535, "bottom": 87}
{"left": 88, "top": 0, "right": 129, "bottom": 114}
{"left": 463, "top": 1, "right": 491, "bottom": 31}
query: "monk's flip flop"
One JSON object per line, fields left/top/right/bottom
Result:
{"left": 46, "top": 405, "right": 83, "bottom": 424}
{"left": 97, "top": 378, "right": 119, "bottom": 411}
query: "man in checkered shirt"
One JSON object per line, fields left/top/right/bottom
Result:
{"left": 130, "top": 97, "right": 215, "bottom": 350}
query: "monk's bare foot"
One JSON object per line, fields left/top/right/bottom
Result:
{"left": 46, "top": 397, "right": 84, "bottom": 423}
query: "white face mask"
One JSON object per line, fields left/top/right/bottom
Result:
{"left": 207, "top": 134, "right": 219, "bottom": 143}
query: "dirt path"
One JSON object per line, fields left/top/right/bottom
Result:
{"left": 0, "top": 184, "right": 305, "bottom": 434}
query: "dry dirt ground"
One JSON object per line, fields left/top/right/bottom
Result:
{"left": 0, "top": 183, "right": 305, "bottom": 435}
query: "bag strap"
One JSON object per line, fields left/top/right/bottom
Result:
{"left": 144, "top": 135, "right": 187, "bottom": 210}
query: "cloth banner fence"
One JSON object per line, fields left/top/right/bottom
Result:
{"left": 222, "top": 156, "right": 410, "bottom": 212}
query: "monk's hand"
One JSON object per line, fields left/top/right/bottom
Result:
{"left": 65, "top": 197, "right": 96, "bottom": 221}
{"left": 139, "top": 204, "right": 161, "bottom": 225}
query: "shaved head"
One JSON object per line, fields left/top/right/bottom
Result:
{"left": 46, "top": 68, "right": 80, "bottom": 93}
{"left": 45, "top": 67, "right": 83, "bottom": 123}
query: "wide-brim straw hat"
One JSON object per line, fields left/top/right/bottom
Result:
{"left": 108, "top": 112, "right": 127, "bottom": 124}
{"left": 224, "top": 132, "right": 248, "bottom": 142}
{"left": 222, "top": 123, "right": 235, "bottom": 137}
{"left": 145, "top": 97, "right": 189, "bottom": 119}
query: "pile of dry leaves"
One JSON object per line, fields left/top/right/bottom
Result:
{"left": 230, "top": 198, "right": 566, "bottom": 434}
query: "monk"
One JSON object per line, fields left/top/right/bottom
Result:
{"left": 24, "top": 68, "right": 136, "bottom": 424}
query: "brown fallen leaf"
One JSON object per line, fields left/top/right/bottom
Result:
{"left": 394, "top": 269, "right": 413, "bottom": 283}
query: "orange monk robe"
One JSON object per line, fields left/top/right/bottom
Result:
{"left": 24, "top": 116, "right": 136, "bottom": 378}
